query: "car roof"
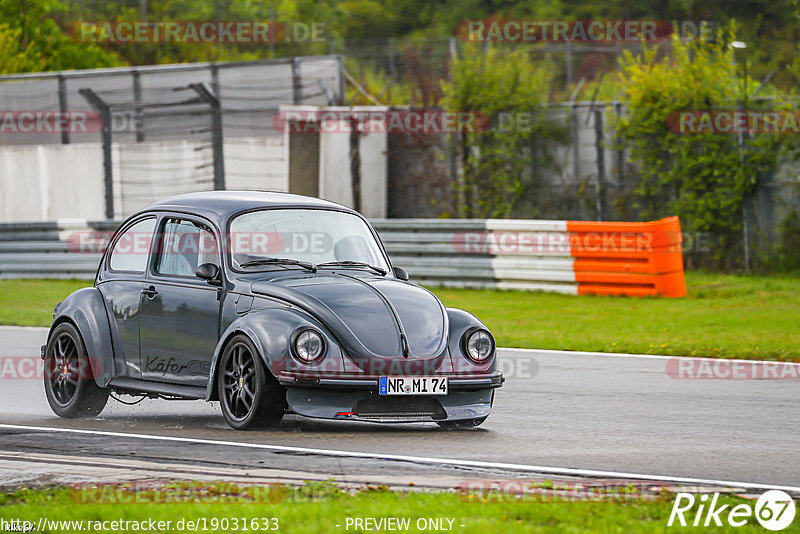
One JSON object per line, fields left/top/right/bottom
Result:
{"left": 138, "top": 191, "right": 355, "bottom": 224}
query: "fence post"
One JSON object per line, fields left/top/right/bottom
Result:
{"left": 189, "top": 83, "right": 225, "bottom": 191}
{"left": 565, "top": 41, "right": 574, "bottom": 87}
{"left": 349, "top": 116, "right": 362, "bottom": 212}
{"left": 594, "top": 109, "right": 605, "bottom": 221}
{"left": 614, "top": 102, "right": 624, "bottom": 188}
{"left": 132, "top": 70, "right": 145, "bottom": 142}
{"left": 57, "top": 75, "right": 69, "bottom": 145}
{"left": 571, "top": 103, "right": 581, "bottom": 216}
{"left": 78, "top": 88, "right": 114, "bottom": 219}
{"left": 210, "top": 63, "right": 220, "bottom": 99}
{"left": 336, "top": 54, "right": 346, "bottom": 105}
{"left": 292, "top": 57, "right": 303, "bottom": 104}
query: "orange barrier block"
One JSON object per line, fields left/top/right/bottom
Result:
{"left": 566, "top": 216, "right": 686, "bottom": 298}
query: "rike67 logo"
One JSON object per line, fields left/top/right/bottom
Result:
{"left": 668, "top": 490, "right": 796, "bottom": 530}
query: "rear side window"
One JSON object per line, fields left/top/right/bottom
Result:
{"left": 109, "top": 218, "right": 156, "bottom": 273}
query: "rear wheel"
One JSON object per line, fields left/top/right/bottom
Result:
{"left": 43, "top": 323, "right": 108, "bottom": 418}
{"left": 218, "top": 335, "right": 286, "bottom": 430}
{"left": 436, "top": 417, "right": 487, "bottom": 430}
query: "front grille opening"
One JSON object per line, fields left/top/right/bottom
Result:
{"left": 355, "top": 396, "right": 447, "bottom": 420}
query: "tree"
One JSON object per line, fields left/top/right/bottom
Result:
{"left": 0, "top": 24, "right": 42, "bottom": 73}
{"left": 615, "top": 29, "right": 797, "bottom": 269}
{"left": 442, "top": 43, "right": 563, "bottom": 218}
{"left": 0, "top": 0, "right": 120, "bottom": 73}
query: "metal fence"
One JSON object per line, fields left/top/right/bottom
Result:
{"left": 343, "top": 37, "right": 651, "bottom": 100}
{"left": 0, "top": 57, "right": 344, "bottom": 220}
{"left": 386, "top": 102, "right": 631, "bottom": 222}
{"left": 0, "top": 56, "right": 343, "bottom": 146}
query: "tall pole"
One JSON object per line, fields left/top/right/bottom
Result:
{"left": 189, "top": 83, "right": 226, "bottom": 191}
{"left": 79, "top": 89, "right": 114, "bottom": 219}
{"left": 269, "top": 4, "right": 275, "bottom": 58}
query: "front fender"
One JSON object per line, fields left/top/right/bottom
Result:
{"left": 205, "top": 308, "right": 345, "bottom": 401}
{"left": 49, "top": 287, "right": 115, "bottom": 387}
{"left": 446, "top": 307, "right": 497, "bottom": 374}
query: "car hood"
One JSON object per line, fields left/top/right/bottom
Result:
{"left": 250, "top": 273, "right": 448, "bottom": 371}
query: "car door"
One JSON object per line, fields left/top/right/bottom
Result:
{"left": 97, "top": 216, "right": 157, "bottom": 379}
{"left": 139, "top": 216, "right": 222, "bottom": 386}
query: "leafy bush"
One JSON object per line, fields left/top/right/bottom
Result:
{"left": 615, "top": 29, "right": 798, "bottom": 269}
{"left": 775, "top": 207, "right": 800, "bottom": 271}
{"left": 442, "top": 44, "right": 564, "bottom": 218}
{"left": 344, "top": 58, "right": 416, "bottom": 106}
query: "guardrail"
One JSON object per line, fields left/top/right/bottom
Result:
{"left": 373, "top": 217, "right": 686, "bottom": 297}
{"left": 0, "top": 217, "right": 686, "bottom": 297}
{"left": 0, "top": 220, "right": 117, "bottom": 279}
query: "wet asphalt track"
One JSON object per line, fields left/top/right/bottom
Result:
{"left": 0, "top": 326, "right": 798, "bottom": 488}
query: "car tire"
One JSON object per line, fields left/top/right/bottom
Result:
{"left": 43, "top": 322, "right": 109, "bottom": 418}
{"left": 218, "top": 335, "right": 286, "bottom": 430}
{"left": 436, "top": 417, "right": 487, "bottom": 430}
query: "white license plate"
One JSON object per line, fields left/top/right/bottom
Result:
{"left": 379, "top": 376, "right": 448, "bottom": 396}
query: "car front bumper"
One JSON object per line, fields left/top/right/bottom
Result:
{"left": 278, "top": 372, "right": 503, "bottom": 423}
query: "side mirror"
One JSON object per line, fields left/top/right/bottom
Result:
{"left": 393, "top": 266, "right": 409, "bottom": 281}
{"left": 195, "top": 263, "right": 222, "bottom": 285}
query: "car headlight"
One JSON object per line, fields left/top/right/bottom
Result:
{"left": 463, "top": 329, "right": 494, "bottom": 363}
{"left": 292, "top": 329, "right": 325, "bottom": 363}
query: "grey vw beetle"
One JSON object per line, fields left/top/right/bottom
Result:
{"left": 44, "top": 191, "right": 503, "bottom": 430}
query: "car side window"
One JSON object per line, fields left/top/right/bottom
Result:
{"left": 109, "top": 218, "right": 156, "bottom": 273}
{"left": 155, "top": 218, "right": 218, "bottom": 277}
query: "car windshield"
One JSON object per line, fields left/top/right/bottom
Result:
{"left": 229, "top": 208, "right": 389, "bottom": 273}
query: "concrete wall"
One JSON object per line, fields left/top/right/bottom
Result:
{"left": 286, "top": 105, "right": 388, "bottom": 219}
{"left": 114, "top": 136, "right": 289, "bottom": 218}
{"left": 355, "top": 127, "right": 388, "bottom": 219}
{"left": 0, "top": 137, "right": 290, "bottom": 222}
{"left": 318, "top": 127, "right": 387, "bottom": 219}
{"left": 0, "top": 144, "right": 107, "bottom": 222}
{"left": 0, "top": 120, "right": 388, "bottom": 222}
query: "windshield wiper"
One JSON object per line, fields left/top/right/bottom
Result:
{"left": 239, "top": 258, "right": 317, "bottom": 272}
{"left": 316, "top": 261, "right": 387, "bottom": 276}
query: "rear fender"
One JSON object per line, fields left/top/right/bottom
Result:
{"left": 49, "top": 287, "right": 115, "bottom": 387}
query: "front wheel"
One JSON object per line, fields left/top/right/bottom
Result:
{"left": 436, "top": 417, "right": 487, "bottom": 430}
{"left": 43, "top": 322, "right": 108, "bottom": 418}
{"left": 218, "top": 335, "right": 286, "bottom": 430}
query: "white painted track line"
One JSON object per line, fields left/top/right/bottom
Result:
{"left": 499, "top": 347, "right": 800, "bottom": 366}
{"left": 1, "top": 423, "right": 798, "bottom": 493}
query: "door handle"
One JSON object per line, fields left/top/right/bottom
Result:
{"left": 141, "top": 285, "right": 158, "bottom": 298}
